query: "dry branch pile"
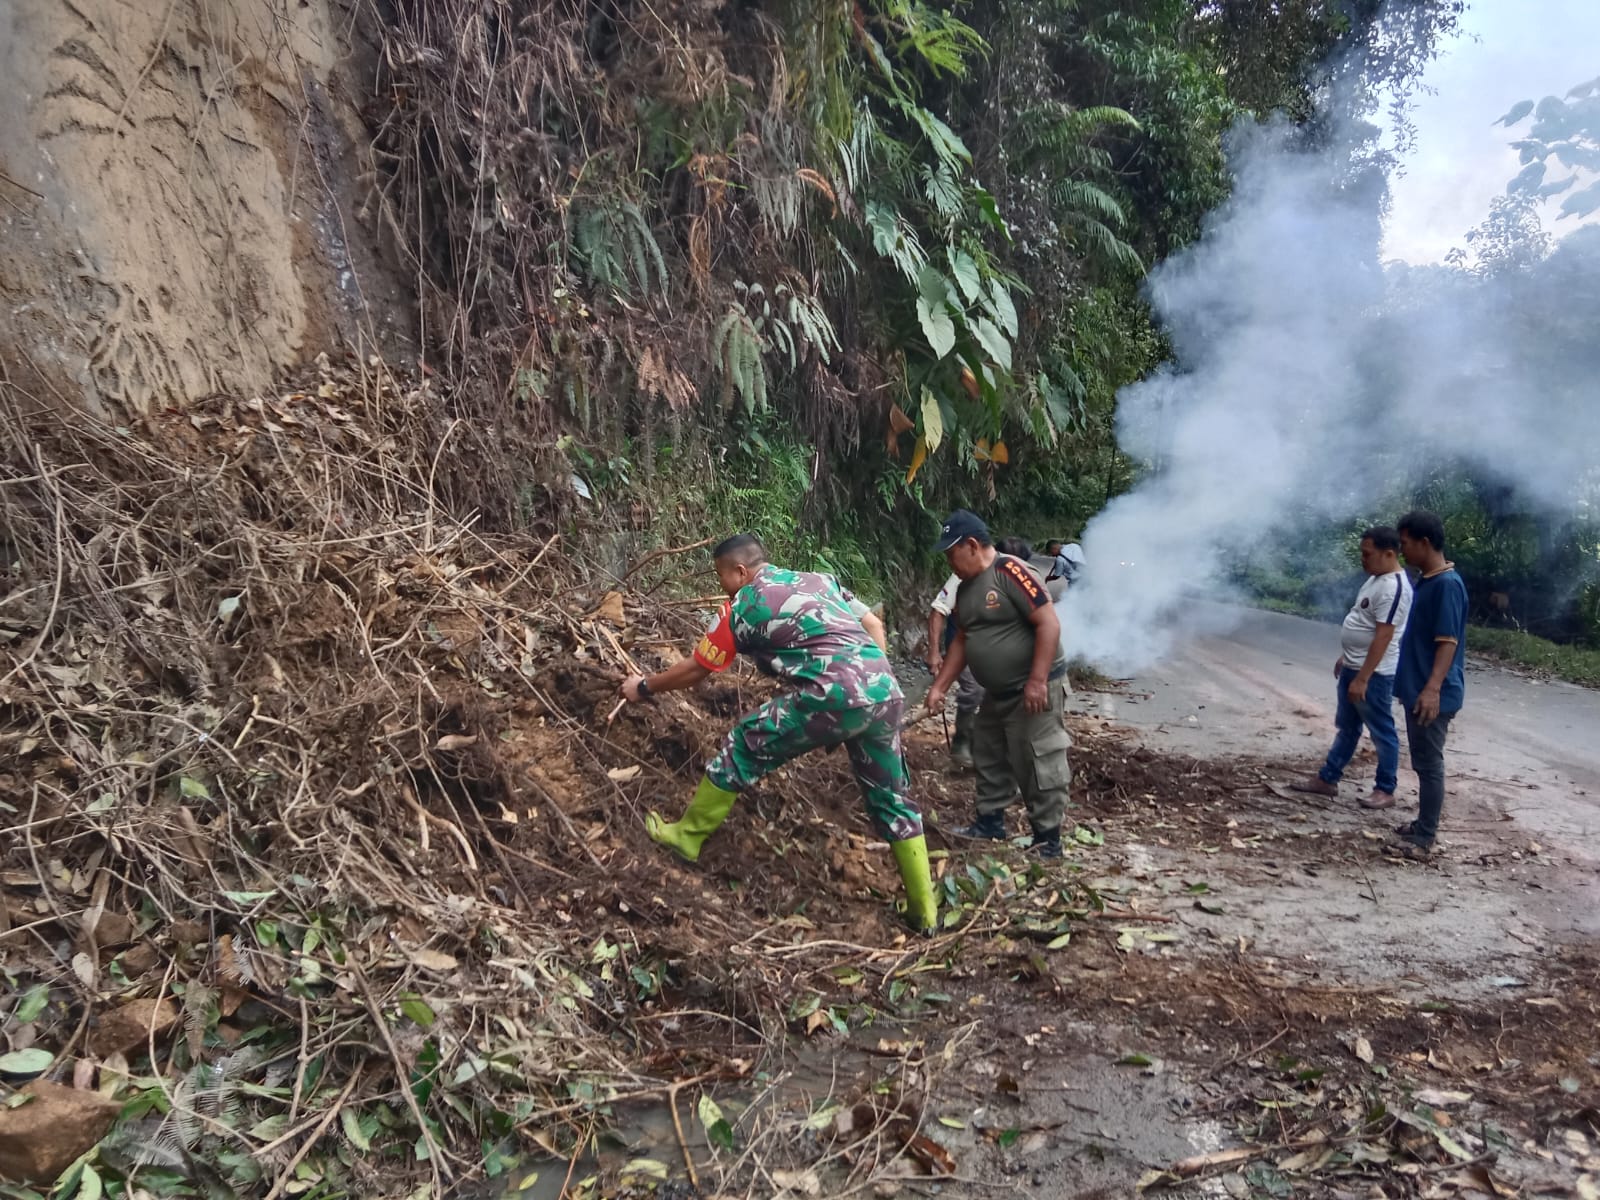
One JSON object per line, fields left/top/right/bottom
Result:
{"left": 0, "top": 357, "right": 975, "bottom": 1196}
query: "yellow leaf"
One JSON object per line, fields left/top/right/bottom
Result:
{"left": 974, "top": 438, "right": 991, "bottom": 462}
{"left": 991, "top": 440, "right": 1009, "bottom": 464}
{"left": 920, "top": 387, "right": 944, "bottom": 453}
{"left": 905, "top": 438, "right": 929, "bottom": 484}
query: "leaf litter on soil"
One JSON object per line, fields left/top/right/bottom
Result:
{"left": 2, "top": 359, "right": 1597, "bottom": 1198}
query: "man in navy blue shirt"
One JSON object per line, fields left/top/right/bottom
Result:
{"left": 1391, "top": 511, "right": 1468, "bottom": 858}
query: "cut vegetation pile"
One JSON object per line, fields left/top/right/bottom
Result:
{"left": 3, "top": 363, "right": 1598, "bottom": 1200}
{"left": 0, "top": 360, "right": 1098, "bottom": 1198}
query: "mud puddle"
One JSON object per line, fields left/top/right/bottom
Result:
{"left": 485, "top": 1025, "right": 1227, "bottom": 1200}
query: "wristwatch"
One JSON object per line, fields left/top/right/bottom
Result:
{"left": 636, "top": 677, "right": 652, "bottom": 699}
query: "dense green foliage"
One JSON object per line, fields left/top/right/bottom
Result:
{"left": 368, "top": 0, "right": 1463, "bottom": 609}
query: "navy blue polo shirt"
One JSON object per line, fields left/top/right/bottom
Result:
{"left": 1395, "top": 567, "right": 1467, "bottom": 713}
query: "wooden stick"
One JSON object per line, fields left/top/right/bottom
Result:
{"left": 262, "top": 1068, "right": 364, "bottom": 1200}
{"left": 666, "top": 1082, "right": 700, "bottom": 1191}
{"left": 605, "top": 697, "right": 627, "bottom": 723}
{"left": 623, "top": 536, "right": 713, "bottom": 582}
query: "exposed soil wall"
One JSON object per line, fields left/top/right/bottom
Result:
{"left": 0, "top": 0, "right": 411, "bottom": 415}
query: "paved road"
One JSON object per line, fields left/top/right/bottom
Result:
{"left": 1066, "top": 605, "right": 1600, "bottom": 861}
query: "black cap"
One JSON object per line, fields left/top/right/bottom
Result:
{"left": 933, "top": 509, "right": 989, "bottom": 552}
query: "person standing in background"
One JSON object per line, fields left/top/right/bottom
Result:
{"left": 1291, "top": 527, "right": 1412, "bottom": 809}
{"left": 1389, "top": 511, "right": 1468, "bottom": 860}
{"left": 927, "top": 572, "right": 982, "bottom": 768}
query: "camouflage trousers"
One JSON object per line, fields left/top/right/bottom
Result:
{"left": 705, "top": 694, "right": 924, "bottom": 841}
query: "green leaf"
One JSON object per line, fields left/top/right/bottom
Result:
{"left": 985, "top": 280, "right": 1018, "bottom": 338}
{"left": 78, "top": 1164, "right": 103, "bottom": 1200}
{"left": 15, "top": 985, "right": 49, "bottom": 1024}
{"left": 973, "top": 188, "right": 1010, "bottom": 239}
{"left": 1184, "top": 882, "right": 1211, "bottom": 894}
{"left": 399, "top": 995, "right": 436, "bottom": 1029}
{"left": 998, "top": 1127, "right": 1021, "bottom": 1148}
{"left": 1045, "top": 933, "right": 1071, "bottom": 950}
{"left": 970, "top": 316, "right": 1012, "bottom": 372}
{"left": 221, "top": 890, "right": 276, "bottom": 905}
{"left": 1072, "top": 824, "right": 1103, "bottom": 846}
{"left": 919, "top": 387, "right": 945, "bottom": 453}
{"left": 937, "top": 1116, "right": 965, "bottom": 1129}
{"left": 179, "top": 776, "right": 211, "bottom": 801}
{"left": 697, "top": 1094, "right": 735, "bottom": 1151}
{"left": 1117, "top": 1053, "right": 1153, "bottom": 1067}
{"left": 947, "top": 248, "right": 982, "bottom": 303}
{"left": 917, "top": 297, "right": 957, "bottom": 359}
{"left": 341, "top": 1106, "right": 373, "bottom": 1152}
{"left": 0, "top": 1048, "right": 54, "bottom": 1075}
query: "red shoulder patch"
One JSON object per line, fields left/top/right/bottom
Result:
{"left": 998, "top": 556, "right": 1046, "bottom": 607}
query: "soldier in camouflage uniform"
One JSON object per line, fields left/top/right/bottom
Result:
{"left": 618, "top": 534, "right": 937, "bottom": 932}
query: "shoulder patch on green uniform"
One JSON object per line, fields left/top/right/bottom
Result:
{"left": 998, "top": 556, "right": 1046, "bottom": 608}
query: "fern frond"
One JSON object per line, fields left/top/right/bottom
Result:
{"left": 1052, "top": 180, "right": 1129, "bottom": 228}
{"left": 1067, "top": 217, "right": 1145, "bottom": 276}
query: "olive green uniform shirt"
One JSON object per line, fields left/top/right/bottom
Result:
{"left": 955, "top": 554, "right": 1067, "bottom": 695}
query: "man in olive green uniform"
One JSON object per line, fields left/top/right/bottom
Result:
{"left": 925, "top": 511, "right": 1071, "bottom": 859}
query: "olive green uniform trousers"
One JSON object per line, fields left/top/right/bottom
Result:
{"left": 971, "top": 680, "right": 1072, "bottom": 831}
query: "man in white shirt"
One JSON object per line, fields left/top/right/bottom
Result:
{"left": 1044, "top": 539, "right": 1086, "bottom": 586}
{"left": 927, "top": 572, "right": 983, "bottom": 768}
{"left": 1292, "top": 527, "right": 1413, "bottom": 808}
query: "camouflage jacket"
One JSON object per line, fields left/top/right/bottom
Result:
{"left": 694, "top": 566, "right": 902, "bottom": 708}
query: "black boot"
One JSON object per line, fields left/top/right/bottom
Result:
{"left": 949, "top": 709, "right": 975, "bottom": 770}
{"left": 953, "top": 811, "right": 1007, "bottom": 841}
{"left": 1028, "top": 823, "right": 1063, "bottom": 860}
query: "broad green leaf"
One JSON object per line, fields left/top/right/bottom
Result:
{"left": 973, "top": 188, "right": 1010, "bottom": 239}
{"left": 937, "top": 1116, "right": 965, "bottom": 1129}
{"left": 917, "top": 298, "right": 956, "bottom": 359}
{"left": 986, "top": 280, "right": 1018, "bottom": 338}
{"left": 920, "top": 387, "right": 945, "bottom": 453}
{"left": 399, "top": 995, "right": 436, "bottom": 1028}
{"left": 697, "top": 1094, "right": 734, "bottom": 1151}
{"left": 947, "top": 248, "right": 982, "bottom": 303}
{"left": 179, "top": 776, "right": 211, "bottom": 801}
{"left": 970, "top": 317, "right": 1012, "bottom": 373}
{"left": 341, "top": 1106, "right": 373, "bottom": 1152}
{"left": 917, "top": 264, "right": 950, "bottom": 307}
{"left": 15, "top": 985, "right": 48, "bottom": 1024}
{"left": 1046, "top": 933, "right": 1072, "bottom": 950}
{"left": 1117, "top": 1053, "right": 1153, "bottom": 1067}
{"left": 79, "top": 1164, "right": 104, "bottom": 1200}
{"left": 0, "top": 1048, "right": 54, "bottom": 1075}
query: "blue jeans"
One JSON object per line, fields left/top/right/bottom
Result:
{"left": 1319, "top": 667, "right": 1399, "bottom": 795}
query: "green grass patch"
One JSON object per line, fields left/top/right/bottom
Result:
{"left": 1468, "top": 626, "right": 1600, "bottom": 689}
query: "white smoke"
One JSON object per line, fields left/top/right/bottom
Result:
{"left": 1062, "top": 98, "right": 1600, "bottom": 674}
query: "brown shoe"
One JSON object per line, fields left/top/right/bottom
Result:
{"left": 1360, "top": 789, "right": 1396, "bottom": 810}
{"left": 1289, "top": 775, "right": 1338, "bottom": 797}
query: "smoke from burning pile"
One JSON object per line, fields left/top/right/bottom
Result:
{"left": 1062, "top": 82, "right": 1600, "bottom": 675}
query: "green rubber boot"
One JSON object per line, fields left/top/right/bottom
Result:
{"left": 890, "top": 835, "right": 938, "bottom": 934}
{"left": 646, "top": 776, "right": 738, "bottom": 863}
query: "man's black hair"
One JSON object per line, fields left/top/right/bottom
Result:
{"left": 1361, "top": 526, "right": 1401, "bottom": 553}
{"left": 996, "top": 536, "right": 1033, "bottom": 559}
{"left": 712, "top": 533, "right": 768, "bottom": 565}
{"left": 1396, "top": 511, "right": 1446, "bottom": 553}
{"left": 1044, "top": 539, "right": 1063, "bottom": 555}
